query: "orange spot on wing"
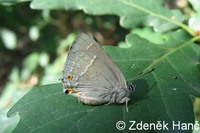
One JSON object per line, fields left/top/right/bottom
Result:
{"left": 67, "top": 88, "right": 73, "bottom": 93}
{"left": 67, "top": 74, "right": 73, "bottom": 80}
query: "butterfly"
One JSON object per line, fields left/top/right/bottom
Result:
{"left": 60, "top": 33, "right": 135, "bottom": 112}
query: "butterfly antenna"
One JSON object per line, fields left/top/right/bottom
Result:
{"left": 131, "top": 68, "right": 155, "bottom": 81}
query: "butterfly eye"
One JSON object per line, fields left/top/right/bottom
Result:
{"left": 128, "top": 83, "right": 135, "bottom": 91}
{"left": 67, "top": 74, "right": 73, "bottom": 80}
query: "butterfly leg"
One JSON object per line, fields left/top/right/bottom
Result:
{"left": 104, "top": 92, "right": 117, "bottom": 105}
{"left": 125, "top": 97, "right": 130, "bottom": 112}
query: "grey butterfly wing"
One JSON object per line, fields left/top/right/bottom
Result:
{"left": 69, "top": 33, "right": 127, "bottom": 87}
{"left": 62, "top": 33, "right": 127, "bottom": 104}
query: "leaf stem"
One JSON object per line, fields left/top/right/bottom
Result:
{"left": 192, "top": 35, "right": 200, "bottom": 42}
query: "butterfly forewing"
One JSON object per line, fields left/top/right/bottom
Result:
{"left": 69, "top": 33, "right": 127, "bottom": 87}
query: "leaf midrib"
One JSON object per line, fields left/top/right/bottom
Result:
{"left": 140, "top": 36, "right": 200, "bottom": 77}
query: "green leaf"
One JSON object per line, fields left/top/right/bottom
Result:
{"left": 131, "top": 27, "right": 167, "bottom": 44}
{"left": 0, "top": 109, "right": 19, "bottom": 133}
{"left": 7, "top": 30, "right": 200, "bottom": 132}
{"left": 30, "top": 0, "right": 195, "bottom": 35}
{"left": 145, "top": 10, "right": 185, "bottom": 32}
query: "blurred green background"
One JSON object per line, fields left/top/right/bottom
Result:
{"left": 0, "top": 2, "right": 130, "bottom": 132}
{"left": 0, "top": 0, "right": 200, "bottom": 132}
